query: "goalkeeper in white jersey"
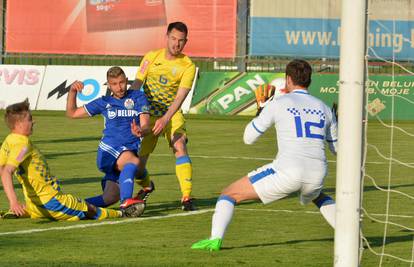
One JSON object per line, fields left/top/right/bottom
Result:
{"left": 191, "top": 59, "right": 338, "bottom": 251}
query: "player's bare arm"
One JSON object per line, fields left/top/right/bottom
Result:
{"left": 66, "top": 80, "right": 89, "bottom": 118}
{"left": 129, "top": 79, "right": 143, "bottom": 90}
{"left": 1, "top": 164, "right": 26, "bottom": 216}
{"left": 152, "top": 87, "right": 190, "bottom": 136}
{"left": 131, "top": 114, "right": 151, "bottom": 137}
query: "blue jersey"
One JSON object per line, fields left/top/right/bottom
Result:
{"left": 84, "top": 90, "right": 150, "bottom": 147}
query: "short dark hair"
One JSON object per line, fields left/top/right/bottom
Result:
{"left": 285, "top": 59, "right": 312, "bottom": 88}
{"left": 167, "top": 21, "right": 188, "bottom": 36}
{"left": 5, "top": 99, "right": 30, "bottom": 130}
{"left": 107, "top": 66, "right": 126, "bottom": 80}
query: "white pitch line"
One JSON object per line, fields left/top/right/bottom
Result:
{"left": 0, "top": 209, "right": 213, "bottom": 237}
{"left": 237, "top": 208, "right": 414, "bottom": 218}
{"left": 152, "top": 153, "right": 411, "bottom": 165}
{"left": 41, "top": 150, "right": 412, "bottom": 165}
{"left": 1, "top": 207, "right": 411, "bottom": 236}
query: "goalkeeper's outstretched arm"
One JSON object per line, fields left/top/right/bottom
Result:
{"left": 243, "top": 121, "right": 263, "bottom": 145}
{"left": 243, "top": 104, "right": 275, "bottom": 145}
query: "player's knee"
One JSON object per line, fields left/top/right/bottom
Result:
{"left": 220, "top": 189, "right": 241, "bottom": 204}
{"left": 173, "top": 144, "right": 187, "bottom": 157}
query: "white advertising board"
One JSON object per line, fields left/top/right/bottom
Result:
{"left": 37, "top": 66, "right": 138, "bottom": 110}
{"left": 0, "top": 65, "right": 45, "bottom": 109}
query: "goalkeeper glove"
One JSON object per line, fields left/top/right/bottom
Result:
{"left": 255, "top": 84, "right": 275, "bottom": 116}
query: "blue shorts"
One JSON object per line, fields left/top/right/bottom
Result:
{"left": 97, "top": 140, "right": 140, "bottom": 184}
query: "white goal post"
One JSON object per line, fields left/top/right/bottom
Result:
{"left": 334, "top": 0, "right": 367, "bottom": 266}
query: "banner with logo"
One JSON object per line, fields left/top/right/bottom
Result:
{"left": 0, "top": 65, "right": 45, "bottom": 109}
{"left": 190, "top": 72, "right": 285, "bottom": 116}
{"left": 6, "top": 0, "right": 236, "bottom": 58}
{"left": 249, "top": 0, "right": 414, "bottom": 60}
{"left": 191, "top": 72, "right": 414, "bottom": 120}
{"left": 36, "top": 66, "right": 139, "bottom": 110}
{"left": 309, "top": 74, "right": 414, "bottom": 120}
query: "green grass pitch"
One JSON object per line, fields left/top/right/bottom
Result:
{"left": 0, "top": 111, "right": 413, "bottom": 266}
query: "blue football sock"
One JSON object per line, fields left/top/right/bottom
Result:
{"left": 119, "top": 163, "right": 138, "bottom": 202}
{"left": 85, "top": 195, "right": 108, "bottom": 207}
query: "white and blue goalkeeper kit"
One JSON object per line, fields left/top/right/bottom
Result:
{"left": 244, "top": 89, "right": 338, "bottom": 204}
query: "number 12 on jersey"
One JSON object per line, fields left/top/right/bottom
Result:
{"left": 294, "top": 115, "right": 325, "bottom": 140}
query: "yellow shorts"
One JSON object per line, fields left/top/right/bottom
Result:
{"left": 26, "top": 193, "right": 89, "bottom": 221}
{"left": 139, "top": 111, "right": 187, "bottom": 156}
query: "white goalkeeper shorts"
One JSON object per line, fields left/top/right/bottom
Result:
{"left": 248, "top": 162, "right": 323, "bottom": 205}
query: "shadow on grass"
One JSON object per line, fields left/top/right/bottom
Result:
{"left": 363, "top": 234, "right": 414, "bottom": 248}
{"left": 33, "top": 136, "right": 100, "bottom": 144}
{"left": 222, "top": 237, "right": 334, "bottom": 250}
{"left": 44, "top": 150, "right": 96, "bottom": 159}
{"left": 143, "top": 198, "right": 258, "bottom": 217}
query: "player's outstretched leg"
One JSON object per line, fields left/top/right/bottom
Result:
{"left": 86, "top": 203, "right": 122, "bottom": 220}
{"left": 93, "top": 207, "right": 123, "bottom": 220}
{"left": 120, "top": 199, "right": 146, "bottom": 218}
{"left": 191, "top": 195, "right": 236, "bottom": 251}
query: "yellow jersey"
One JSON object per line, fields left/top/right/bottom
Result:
{"left": 0, "top": 133, "right": 60, "bottom": 205}
{"left": 136, "top": 48, "right": 196, "bottom": 116}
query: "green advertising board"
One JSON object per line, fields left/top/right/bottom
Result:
{"left": 190, "top": 72, "right": 284, "bottom": 116}
{"left": 191, "top": 72, "right": 414, "bottom": 120}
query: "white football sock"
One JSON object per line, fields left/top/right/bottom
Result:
{"left": 319, "top": 198, "right": 336, "bottom": 229}
{"left": 210, "top": 195, "right": 236, "bottom": 239}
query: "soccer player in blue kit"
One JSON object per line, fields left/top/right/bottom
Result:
{"left": 66, "top": 66, "right": 151, "bottom": 216}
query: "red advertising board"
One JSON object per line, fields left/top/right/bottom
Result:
{"left": 5, "top": 0, "right": 236, "bottom": 58}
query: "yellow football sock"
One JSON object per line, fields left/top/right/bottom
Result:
{"left": 176, "top": 156, "right": 193, "bottom": 198}
{"left": 96, "top": 207, "right": 122, "bottom": 220}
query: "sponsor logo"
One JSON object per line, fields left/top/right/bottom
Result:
{"left": 107, "top": 109, "right": 140, "bottom": 119}
{"left": 77, "top": 79, "right": 100, "bottom": 101}
{"left": 108, "top": 109, "right": 117, "bottom": 119}
{"left": 124, "top": 98, "right": 135, "bottom": 109}
{"left": 48, "top": 79, "right": 101, "bottom": 101}
{"left": 122, "top": 178, "right": 133, "bottom": 184}
{"left": 159, "top": 75, "right": 168, "bottom": 84}
{"left": 0, "top": 68, "right": 41, "bottom": 85}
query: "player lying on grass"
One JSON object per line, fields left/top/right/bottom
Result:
{"left": 0, "top": 99, "right": 141, "bottom": 220}
{"left": 191, "top": 59, "right": 337, "bottom": 251}
{"left": 66, "top": 66, "right": 152, "bottom": 216}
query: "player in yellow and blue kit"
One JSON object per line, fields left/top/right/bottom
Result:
{"left": 130, "top": 21, "right": 197, "bottom": 211}
{"left": 0, "top": 100, "right": 123, "bottom": 220}
{"left": 66, "top": 66, "right": 150, "bottom": 217}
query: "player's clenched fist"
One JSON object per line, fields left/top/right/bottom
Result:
{"left": 70, "top": 81, "right": 84, "bottom": 92}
